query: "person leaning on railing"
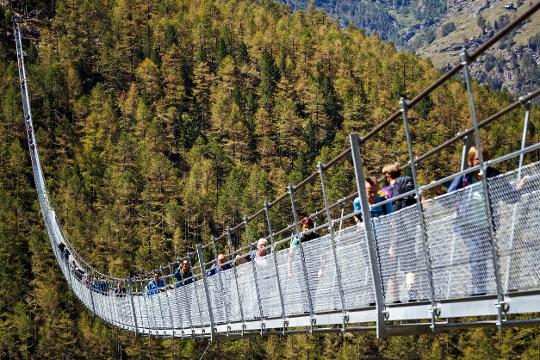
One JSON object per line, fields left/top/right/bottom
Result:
{"left": 447, "top": 146, "right": 527, "bottom": 296}
{"left": 173, "top": 260, "right": 194, "bottom": 287}
{"left": 145, "top": 271, "right": 165, "bottom": 295}
{"left": 353, "top": 177, "right": 393, "bottom": 228}
{"left": 114, "top": 281, "right": 127, "bottom": 297}
{"left": 251, "top": 238, "right": 269, "bottom": 260}
{"left": 290, "top": 217, "right": 320, "bottom": 249}
{"left": 207, "top": 254, "right": 232, "bottom": 276}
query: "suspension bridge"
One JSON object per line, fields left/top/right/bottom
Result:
{"left": 13, "top": 2, "right": 540, "bottom": 341}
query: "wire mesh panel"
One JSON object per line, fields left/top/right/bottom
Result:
{"left": 372, "top": 206, "right": 430, "bottom": 303}
{"left": 135, "top": 293, "right": 150, "bottom": 330}
{"left": 195, "top": 279, "right": 211, "bottom": 326}
{"left": 302, "top": 235, "right": 343, "bottom": 313}
{"left": 275, "top": 246, "right": 311, "bottom": 316}
{"left": 221, "top": 269, "right": 243, "bottom": 323}
{"left": 424, "top": 183, "right": 496, "bottom": 299}
{"left": 113, "top": 295, "right": 132, "bottom": 327}
{"left": 335, "top": 226, "right": 375, "bottom": 309}
{"left": 160, "top": 293, "right": 171, "bottom": 329}
{"left": 183, "top": 281, "right": 202, "bottom": 327}
{"left": 235, "top": 262, "right": 259, "bottom": 320}
{"left": 207, "top": 270, "right": 228, "bottom": 324}
{"left": 166, "top": 286, "right": 184, "bottom": 331}
{"left": 489, "top": 161, "right": 540, "bottom": 293}
{"left": 253, "top": 254, "right": 282, "bottom": 318}
{"left": 94, "top": 292, "right": 107, "bottom": 321}
{"left": 144, "top": 293, "right": 158, "bottom": 330}
{"left": 176, "top": 284, "right": 194, "bottom": 330}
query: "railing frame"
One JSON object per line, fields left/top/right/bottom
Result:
{"left": 317, "top": 162, "right": 348, "bottom": 329}
{"left": 196, "top": 244, "right": 215, "bottom": 341}
{"left": 399, "top": 97, "right": 439, "bottom": 328}
{"left": 263, "top": 202, "right": 288, "bottom": 331}
{"left": 288, "top": 183, "right": 316, "bottom": 331}
{"left": 349, "top": 133, "right": 386, "bottom": 338}
{"left": 461, "top": 51, "right": 505, "bottom": 327}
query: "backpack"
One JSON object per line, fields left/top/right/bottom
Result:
{"left": 393, "top": 176, "right": 416, "bottom": 211}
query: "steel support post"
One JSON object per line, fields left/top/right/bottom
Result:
{"left": 211, "top": 236, "right": 230, "bottom": 326}
{"left": 145, "top": 272, "right": 158, "bottom": 336}
{"left": 111, "top": 281, "right": 122, "bottom": 328}
{"left": 177, "top": 258, "right": 194, "bottom": 336}
{"left": 186, "top": 252, "right": 204, "bottom": 337}
{"left": 196, "top": 244, "right": 216, "bottom": 341}
{"left": 105, "top": 280, "right": 115, "bottom": 326}
{"left": 349, "top": 133, "right": 386, "bottom": 338}
{"left": 169, "top": 262, "right": 185, "bottom": 337}
{"left": 244, "top": 218, "right": 265, "bottom": 332}
{"left": 400, "top": 98, "right": 439, "bottom": 329}
{"left": 128, "top": 277, "right": 139, "bottom": 335}
{"left": 504, "top": 99, "right": 531, "bottom": 293}
{"left": 517, "top": 100, "right": 531, "bottom": 176}
{"left": 461, "top": 52, "right": 506, "bottom": 326}
{"left": 263, "top": 202, "right": 288, "bottom": 331}
{"left": 317, "top": 162, "right": 348, "bottom": 328}
{"left": 88, "top": 277, "right": 97, "bottom": 317}
{"left": 161, "top": 265, "right": 175, "bottom": 337}
{"left": 288, "top": 183, "right": 316, "bottom": 330}
{"left": 227, "top": 228, "right": 246, "bottom": 334}
{"left": 461, "top": 136, "right": 468, "bottom": 171}
{"left": 136, "top": 280, "right": 147, "bottom": 333}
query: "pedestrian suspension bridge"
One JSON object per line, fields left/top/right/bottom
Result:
{"left": 13, "top": 3, "right": 540, "bottom": 340}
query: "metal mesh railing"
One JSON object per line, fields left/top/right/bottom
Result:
{"left": 373, "top": 206, "right": 431, "bottom": 303}
{"left": 424, "top": 184, "right": 498, "bottom": 298}
{"left": 489, "top": 162, "right": 540, "bottom": 293}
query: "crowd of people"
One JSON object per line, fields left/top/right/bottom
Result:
{"left": 56, "top": 147, "right": 527, "bottom": 303}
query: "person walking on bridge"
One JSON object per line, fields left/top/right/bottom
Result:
{"left": 447, "top": 146, "right": 526, "bottom": 296}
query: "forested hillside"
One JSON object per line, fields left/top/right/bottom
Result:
{"left": 0, "top": 0, "right": 539, "bottom": 358}
{"left": 281, "top": 0, "right": 540, "bottom": 96}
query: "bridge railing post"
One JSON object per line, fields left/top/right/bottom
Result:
{"left": 244, "top": 218, "right": 266, "bottom": 332}
{"left": 211, "top": 236, "right": 230, "bottom": 327}
{"left": 196, "top": 243, "right": 215, "bottom": 341}
{"left": 161, "top": 265, "right": 175, "bottom": 337}
{"left": 176, "top": 256, "right": 194, "bottom": 337}
{"left": 128, "top": 277, "right": 139, "bottom": 335}
{"left": 263, "top": 202, "right": 288, "bottom": 332}
{"left": 288, "top": 183, "right": 316, "bottom": 331}
{"left": 317, "top": 162, "right": 348, "bottom": 329}
{"left": 138, "top": 276, "right": 147, "bottom": 334}
{"left": 144, "top": 271, "right": 158, "bottom": 336}
{"left": 400, "top": 97, "right": 439, "bottom": 329}
{"left": 88, "top": 274, "right": 96, "bottom": 318}
{"left": 461, "top": 51, "right": 505, "bottom": 326}
{"left": 105, "top": 279, "right": 114, "bottom": 326}
{"left": 504, "top": 98, "right": 531, "bottom": 293}
{"left": 349, "top": 133, "right": 386, "bottom": 338}
{"left": 186, "top": 251, "right": 204, "bottom": 337}
{"left": 169, "top": 261, "right": 185, "bottom": 337}
{"left": 226, "top": 227, "right": 246, "bottom": 335}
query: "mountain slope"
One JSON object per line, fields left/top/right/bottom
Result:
{"left": 281, "top": 0, "right": 540, "bottom": 96}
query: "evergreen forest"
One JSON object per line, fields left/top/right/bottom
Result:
{"left": 0, "top": 0, "right": 539, "bottom": 358}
